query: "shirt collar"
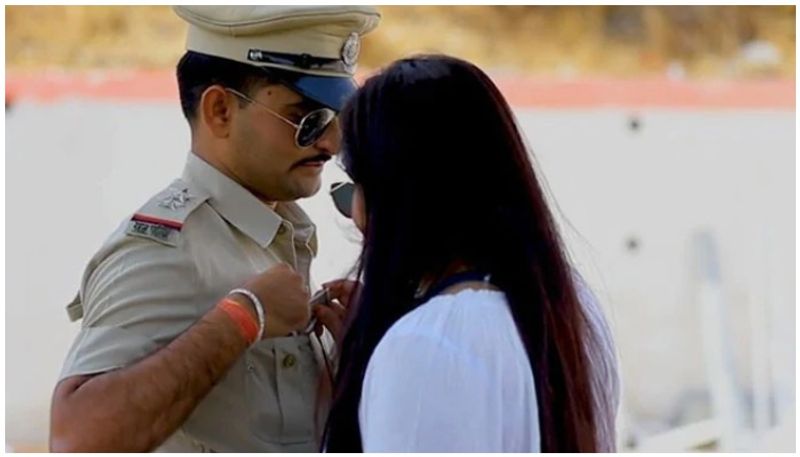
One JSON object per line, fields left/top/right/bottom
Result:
{"left": 276, "top": 199, "right": 319, "bottom": 256}
{"left": 182, "top": 152, "right": 315, "bottom": 250}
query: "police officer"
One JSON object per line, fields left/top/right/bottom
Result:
{"left": 49, "top": 6, "right": 380, "bottom": 452}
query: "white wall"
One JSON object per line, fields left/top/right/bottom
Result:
{"left": 5, "top": 100, "right": 794, "bottom": 449}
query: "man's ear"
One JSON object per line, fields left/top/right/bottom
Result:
{"left": 199, "top": 85, "right": 236, "bottom": 138}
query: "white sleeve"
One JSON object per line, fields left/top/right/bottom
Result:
{"left": 358, "top": 331, "right": 505, "bottom": 452}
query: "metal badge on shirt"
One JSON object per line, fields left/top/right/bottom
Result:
{"left": 127, "top": 217, "right": 181, "bottom": 245}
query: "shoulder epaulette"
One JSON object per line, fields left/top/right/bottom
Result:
{"left": 125, "top": 179, "right": 210, "bottom": 247}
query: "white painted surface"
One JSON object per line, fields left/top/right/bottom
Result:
{"left": 5, "top": 100, "right": 795, "bottom": 451}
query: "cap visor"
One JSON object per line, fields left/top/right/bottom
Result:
{"left": 282, "top": 74, "right": 357, "bottom": 112}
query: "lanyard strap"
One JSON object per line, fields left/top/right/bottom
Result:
{"left": 415, "top": 270, "right": 492, "bottom": 304}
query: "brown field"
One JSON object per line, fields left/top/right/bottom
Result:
{"left": 5, "top": 6, "right": 795, "bottom": 78}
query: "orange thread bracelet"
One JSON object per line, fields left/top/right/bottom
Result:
{"left": 218, "top": 298, "right": 259, "bottom": 345}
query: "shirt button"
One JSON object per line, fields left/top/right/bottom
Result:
{"left": 282, "top": 354, "right": 297, "bottom": 369}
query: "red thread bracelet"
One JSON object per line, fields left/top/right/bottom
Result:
{"left": 217, "top": 298, "right": 259, "bottom": 345}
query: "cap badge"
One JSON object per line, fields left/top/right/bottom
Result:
{"left": 341, "top": 32, "right": 360, "bottom": 68}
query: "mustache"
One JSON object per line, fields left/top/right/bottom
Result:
{"left": 293, "top": 154, "right": 332, "bottom": 168}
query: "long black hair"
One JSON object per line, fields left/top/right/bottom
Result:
{"left": 323, "top": 55, "right": 618, "bottom": 452}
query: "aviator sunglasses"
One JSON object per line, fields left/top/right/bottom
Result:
{"left": 225, "top": 88, "right": 336, "bottom": 149}
{"left": 330, "top": 181, "right": 355, "bottom": 218}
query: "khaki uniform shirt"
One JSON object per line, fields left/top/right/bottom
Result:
{"left": 60, "top": 152, "right": 333, "bottom": 452}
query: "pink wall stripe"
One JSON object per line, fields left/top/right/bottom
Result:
{"left": 5, "top": 70, "right": 795, "bottom": 109}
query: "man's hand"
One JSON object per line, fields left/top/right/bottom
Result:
{"left": 312, "top": 279, "right": 361, "bottom": 340}
{"left": 230, "top": 263, "right": 311, "bottom": 338}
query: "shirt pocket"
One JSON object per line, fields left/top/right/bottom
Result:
{"left": 245, "top": 334, "right": 321, "bottom": 445}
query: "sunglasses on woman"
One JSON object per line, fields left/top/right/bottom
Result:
{"left": 225, "top": 88, "right": 337, "bottom": 149}
{"left": 330, "top": 181, "right": 355, "bottom": 218}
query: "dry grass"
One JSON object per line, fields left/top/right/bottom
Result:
{"left": 6, "top": 5, "right": 795, "bottom": 78}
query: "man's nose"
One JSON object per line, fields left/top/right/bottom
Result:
{"left": 312, "top": 118, "right": 341, "bottom": 156}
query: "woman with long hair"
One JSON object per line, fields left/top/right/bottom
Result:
{"left": 322, "top": 55, "right": 619, "bottom": 452}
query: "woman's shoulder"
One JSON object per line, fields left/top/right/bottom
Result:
{"left": 388, "top": 288, "right": 509, "bottom": 336}
{"left": 371, "top": 288, "right": 523, "bottom": 369}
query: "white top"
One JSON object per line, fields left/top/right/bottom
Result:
{"left": 358, "top": 289, "right": 540, "bottom": 452}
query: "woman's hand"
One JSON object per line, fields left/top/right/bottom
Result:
{"left": 312, "top": 279, "right": 361, "bottom": 339}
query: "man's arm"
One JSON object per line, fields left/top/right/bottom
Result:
{"left": 50, "top": 263, "right": 311, "bottom": 452}
{"left": 50, "top": 306, "right": 246, "bottom": 452}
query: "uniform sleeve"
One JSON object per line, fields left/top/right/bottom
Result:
{"left": 59, "top": 236, "right": 204, "bottom": 380}
{"left": 358, "top": 331, "right": 503, "bottom": 452}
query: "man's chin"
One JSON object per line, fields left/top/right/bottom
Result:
{"left": 291, "top": 179, "right": 322, "bottom": 200}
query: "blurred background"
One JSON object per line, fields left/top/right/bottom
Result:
{"left": 5, "top": 5, "right": 796, "bottom": 452}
